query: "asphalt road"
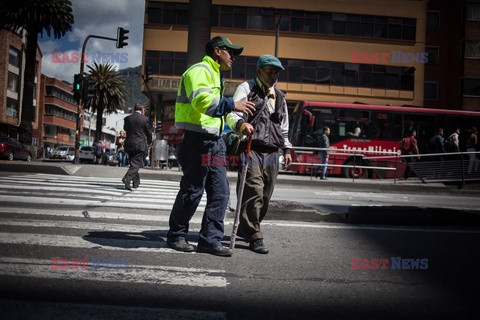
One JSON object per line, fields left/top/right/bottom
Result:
{"left": 0, "top": 174, "right": 479, "bottom": 319}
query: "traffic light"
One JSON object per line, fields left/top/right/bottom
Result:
{"left": 116, "top": 27, "right": 129, "bottom": 48}
{"left": 157, "top": 120, "right": 162, "bottom": 133}
{"left": 82, "top": 76, "right": 96, "bottom": 101}
{"left": 145, "top": 66, "right": 153, "bottom": 81}
{"left": 73, "top": 74, "right": 83, "bottom": 103}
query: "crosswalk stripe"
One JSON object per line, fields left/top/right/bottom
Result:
{"left": 0, "top": 218, "right": 203, "bottom": 233}
{"left": 0, "top": 174, "right": 207, "bottom": 210}
{"left": 0, "top": 257, "right": 227, "bottom": 288}
{"left": 0, "top": 232, "right": 189, "bottom": 254}
{"left": 0, "top": 206, "right": 204, "bottom": 223}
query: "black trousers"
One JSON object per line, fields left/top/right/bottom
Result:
{"left": 167, "top": 130, "right": 229, "bottom": 248}
{"left": 123, "top": 149, "right": 145, "bottom": 185}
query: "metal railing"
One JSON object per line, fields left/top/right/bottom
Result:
{"left": 290, "top": 146, "right": 401, "bottom": 183}
{"left": 290, "top": 146, "right": 480, "bottom": 185}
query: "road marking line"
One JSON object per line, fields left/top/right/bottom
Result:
{"left": 0, "top": 218, "right": 202, "bottom": 233}
{"left": 0, "top": 207, "right": 203, "bottom": 223}
{"left": 0, "top": 232, "right": 189, "bottom": 254}
{"left": 0, "top": 257, "right": 227, "bottom": 288}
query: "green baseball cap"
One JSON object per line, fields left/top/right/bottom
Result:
{"left": 206, "top": 36, "right": 243, "bottom": 56}
{"left": 257, "top": 54, "right": 285, "bottom": 70}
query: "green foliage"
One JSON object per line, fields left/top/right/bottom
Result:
{"left": 84, "top": 63, "right": 127, "bottom": 141}
{"left": 0, "top": 0, "right": 74, "bottom": 144}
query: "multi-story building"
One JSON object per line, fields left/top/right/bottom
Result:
{"left": 0, "top": 29, "right": 42, "bottom": 143}
{"left": 37, "top": 75, "right": 81, "bottom": 150}
{"left": 142, "top": 0, "right": 428, "bottom": 144}
{"left": 424, "top": 0, "right": 480, "bottom": 111}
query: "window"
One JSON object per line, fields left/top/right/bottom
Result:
{"left": 45, "top": 85, "right": 75, "bottom": 105}
{"left": 461, "top": 78, "right": 480, "bottom": 97}
{"left": 464, "top": 40, "right": 480, "bottom": 59}
{"left": 147, "top": 2, "right": 188, "bottom": 25}
{"left": 9, "top": 47, "right": 21, "bottom": 68}
{"left": 425, "top": 46, "right": 439, "bottom": 64}
{"left": 147, "top": 2, "right": 416, "bottom": 41}
{"left": 45, "top": 104, "right": 76, "bottom": 122}
{"left": 145, "top": 51, "right": 187, "bottom": 76}
{"left": 424, "top": 82, "right": 438, "bottom": 100}
{"left": 465, "top": 2, "right": 480, "bottom": 21}
{"left": 7, "top": 72, "right": 20, "bottom": 92}
{"left": 5, "top": 98, "right": 19, "bottom": 117}
{"left": 427, "top": 11, "right": 440, "bottom": 28}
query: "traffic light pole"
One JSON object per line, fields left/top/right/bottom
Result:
{"left": 73, "top": 34, "right": 122, "bottom": 164}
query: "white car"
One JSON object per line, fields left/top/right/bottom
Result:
{"left": 51, "top": 146, "right": 75, "bottom": 161}
{"left": 79, "top": 146, "right": 97, "bottom": 163}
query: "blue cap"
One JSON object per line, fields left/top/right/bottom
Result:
{"left": 257, "top": 55, "right": 284, "bottom": 70}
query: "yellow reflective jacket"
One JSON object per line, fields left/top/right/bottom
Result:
{"left": 175, "top": 55, "right": 234, "bottom": 136}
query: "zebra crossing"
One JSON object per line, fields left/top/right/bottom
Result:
{"left": 0, "top": 173, "right": 206, "bottom": 210}
{"left": 0, "top": 173, "right": 230, "bottom": 318}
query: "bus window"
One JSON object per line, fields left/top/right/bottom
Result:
{"left": 338, "top": 122, "right": 346, "bottom": 136}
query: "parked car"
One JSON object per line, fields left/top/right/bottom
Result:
{"left": 79, "top": 146, "right": 96, "bottom": 163}
{"left": 50, "top": 146, "right": 75, "bottom": 161}
{"left": 0, "top": 137, "right": 32, "bottom": 161}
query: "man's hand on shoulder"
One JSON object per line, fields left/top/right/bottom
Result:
{"left": 234, "top": 100, "right": 255, "bottom": 117}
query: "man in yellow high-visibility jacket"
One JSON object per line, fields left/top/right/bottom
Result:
{"left": 167, "top": 36, "right": 255, "bottom": 257}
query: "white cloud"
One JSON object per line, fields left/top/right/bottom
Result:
{"left": 39, "top": 0, "right": 144, "bottom": 80}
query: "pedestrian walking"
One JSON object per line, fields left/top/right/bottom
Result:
{"left": 466, "top": 126, "right": 478, "bottom": 174}
{"left": 116, "top": 130, "right": 127, "bottom": 167}
{"left": 429, "top": 128, "right": 446, "bottom": 161}
{"left": 166, "top": 36, "right": 255, "bottom": 257}
{"left": 94, "top": 140, "right": 104, "bottom": 165}
{"left": 122, "top": 103, "right": 153, "bottom": 190}
{"left": 445, "top": 128, "right": 460, "bottom": 153}
{"left": 226, "top": 54, "right": 292, "bottom": 254}
{"left": 315, "top": 126, "right": 330, "bottom": 180}
{"left": 400, "top": 129, "right": 420, "bottom": 180}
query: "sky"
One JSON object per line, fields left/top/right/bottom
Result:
{"left": 38, "top": 0, "right": 145, "bottom": 84}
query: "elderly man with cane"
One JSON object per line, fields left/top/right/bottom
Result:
{"left": 227, "top": 54, "right": 292, "bottom": 254}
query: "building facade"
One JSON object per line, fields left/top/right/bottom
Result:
{"left": 142, "top": 0, "right": 428, "bottom": 144}
{"left": 37, "top": 75, "right": 81, "bottom": 150}
{"left": 424, "top": 0, "right": 480, "bottom": 111}
{"left": 0, "top": 29, "right": 42, "bottom": 143}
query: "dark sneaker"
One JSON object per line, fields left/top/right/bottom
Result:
{"left": 197, "top": 245, "right": 233, "bottom": 257}
{"left": 167, "top": 240, "right": 195, "bottom": 252}
{"left": 249, "top": 239, "right": 269, "bottom": 254}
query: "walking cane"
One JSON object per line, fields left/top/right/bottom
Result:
{"left": 230, "top": 136, "right": 252, "bottom": 249}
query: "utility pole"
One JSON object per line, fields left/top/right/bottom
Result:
{"left": 73, "top": 28, "right": 129, "bottom": 164}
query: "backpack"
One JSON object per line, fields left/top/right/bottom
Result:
{"left": 400, "top": 137, "right": 411, "bottom": 152}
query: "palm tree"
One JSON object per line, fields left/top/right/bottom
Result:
{"left": 84, "top": 63, "right": 126, "bottom": 142}
{"left": 0, "top": 0, "right": 74, "bottom": 144}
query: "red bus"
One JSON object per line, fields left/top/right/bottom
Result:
{"left": 288, "top": 101, "right": 480, "bottom": 179}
